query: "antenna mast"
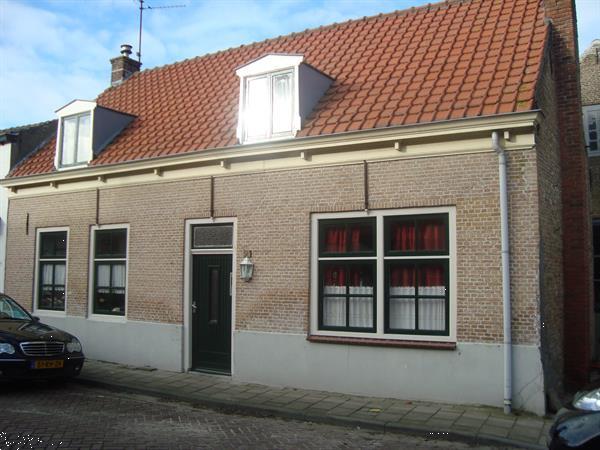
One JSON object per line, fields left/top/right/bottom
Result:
{"left": 137, "top": 0, "right": 186, "bottom": 64}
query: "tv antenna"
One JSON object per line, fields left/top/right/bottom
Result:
{"left": 136, "top": 0, "right": 186, "bottom": 64}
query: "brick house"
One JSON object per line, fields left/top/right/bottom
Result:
{"left": 0, "top": 0, "right": 591, "bottom": 415}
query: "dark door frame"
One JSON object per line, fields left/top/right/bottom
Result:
{"left": 184, "top": 219, "right": 236, "bottom": 374}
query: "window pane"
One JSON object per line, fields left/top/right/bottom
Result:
{"left": 418, "top": 218, "right": 446, "bottom": 251}
{"left": 40, "top": 288, "right": 54, "bottom": 310}
{"left": 321, "top": 220, "right": 374, "bottom": 254}
{"left": 347, "top": 264, "right": 374, "bottom": 292}
{"left": 389, "top": 264, "right": 415, "bottom": 296}
{"left": 76, "top": 114, "right": 91, "bottom": 163}
{"left": 112, "top": 264, "right": 126, "bottom": 288}
{"left": 322, "top": 265, "right": 346, "bottom": 294}
{"left": 95, "top": 229, "right": 127, "bottom": 258}
{"left": 61, "top": 116, "right": 77, "bottom": 165}
{"left": 97, "top": 264, "right": 111, "bottom": 287}
{"left": 418, "top": 264, "right": 446, "bottom": 296}
{"left": 41, "top": 263, "right": 54, "bottom": 284}
{"left": 323, "top": 297, "right": 346, "bottom": 326}
{"left": 54, "top": 263, "right": 66, "bottom": 285}
{"left": 246, "top": 76, "right": 269, "bottom": 139}
{"left": 272, "top": 72, "right": 293, "bottom": 134}
{"left": 192, "top": 224, "right": 233, "bottom": 248}
{"left": 40, "top": 231, "right": 67, "bottom": 258}
{"left": 95, "top": 291, "right": 125, "bottom": 315}
{"left": 390, "top": 220, "right": 415, "bottom": 252}
{"left": 418, "top": 297, "right": 445, "bottom": 331}
{"left": 389, "top": 298, "right": 415, "bottom": 330}
{"left": 349, "top": 297, "right": 373, "bottom": 328}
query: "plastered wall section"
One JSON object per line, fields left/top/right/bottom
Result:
{"left": 5, "top": 148, "right": 541, "bottom": 346}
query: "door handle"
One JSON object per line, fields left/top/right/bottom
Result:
{"left": 191, "top": 301, "right": 197, "bottom": 314}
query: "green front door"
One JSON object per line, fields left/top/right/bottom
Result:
{"left": 191, "top": 254, "right": 232, "bottom": 374}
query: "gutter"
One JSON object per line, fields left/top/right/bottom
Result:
{"left": 0, "top": 111, "right": 540, "bottom": 189}
{"left": 492, "top": 131, "right": 512, "bottom": 415}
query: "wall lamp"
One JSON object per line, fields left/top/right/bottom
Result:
{"left": 240, "top": 250, "right": 254, "bottom": 282}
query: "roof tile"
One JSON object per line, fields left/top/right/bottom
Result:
{"left": 11, "top": 0, "right": 548, "bottom": 177}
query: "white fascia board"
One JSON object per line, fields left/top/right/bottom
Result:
{"left": 3, "top": 110, "right": 541, "bottom": 189}
{"left": 55, "top": 100, "right": 97, "bottom": 118}
{"left": 235, "top": 54, "right": 304, "bottom": 77}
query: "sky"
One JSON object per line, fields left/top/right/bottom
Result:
{"left": 0, "top": 0, "right": 598, "bottom": 130}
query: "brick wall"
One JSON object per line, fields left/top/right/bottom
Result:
{"left": 544, "top": 0, "right": 593, "bottom": 388}
{"left": 5, "top": 149, "right": 542, "bottom": 346}
{"left": 535, "top": 41, "right": 565, "bottom": 402}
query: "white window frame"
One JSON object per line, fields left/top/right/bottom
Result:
{"left": 236, "top": 54, "right": 303, "bottom": 144}
{"left": 241, "top": 69, "right": 295, "bottom": 143}
{"left": 584, "top": 105, "right": 600, "bottom": 156}
{"left": 310, "top": 207, "right": 457, "bottom": 343}
{"left": 54, "top": 100, "right": 96, "bottom": 170}
{"left": 88, "top": 224, "right": 129, "bottom": 322}
{"left": 33, "top": 227, "right": 69, "bottom": 317}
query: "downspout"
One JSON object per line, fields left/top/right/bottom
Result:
{"left": 492, "top": 131, "right": 512, "bottom": 414}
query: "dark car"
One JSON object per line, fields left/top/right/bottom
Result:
{"left": 0, "top": 294, "right": 84, "bottom": 379}
{"left": 548, "top": 385, "right": 600, "bottom": 449}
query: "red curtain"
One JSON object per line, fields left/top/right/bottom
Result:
{"left": 391, "top": 222, "right": 415, "bottom": 251}
{"left": 325, "top": 227, "right": 347, "bottom": 252}
{"left": 419, "top": 220, "right": 446, "bottom": 251}
{"left": 324, "top": 265, "right": 372, "bottom": 287}
{"left": 419, "top": 264, "right": 444, "bottom": 286}
{"left": 324, "top": 266, "right": 345, "bottom": 286}
{"left": 390, "top": 265, "right": 415, "bottom": 287}
{"left": 325, "top": 225, "right": 365, "bottom": 252}
{"left": 390, "top": 265, "right": 443, "bottom": 287}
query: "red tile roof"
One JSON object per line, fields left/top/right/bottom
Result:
{"left": 10, "top": 0, "right": 548, "bottom": 177}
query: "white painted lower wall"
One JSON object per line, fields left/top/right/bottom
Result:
{"left": 233, "top": 331, "right": 546, "bottom": 415}
{"left": 37, "top": 315, "right": 183, "bottom": 371}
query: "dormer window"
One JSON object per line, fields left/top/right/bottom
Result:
{"left": 54, "top": 100, "right": 135, "bottom": 170}
{"left": 60, "top": 112, "right": 91, "bottom": 166}
{"left": 245, "top": 70, "right": 294, "bottom": 141}
{"left": 236, "top": 54, "right": 333, "bottom": 145}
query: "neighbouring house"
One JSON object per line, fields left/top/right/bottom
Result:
{"left": 582, "top": 40, "right": 600, "bottom": 363}
{"left": 0, "top": 121, "right": 56, "bottom": 292}
{"left": 0, "top": 0, "right": 591, "bottom": 415}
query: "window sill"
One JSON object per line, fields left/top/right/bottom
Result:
{"left": 307, "top": 334, "right": 456, "bottom": 350}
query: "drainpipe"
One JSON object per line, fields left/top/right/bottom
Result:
{"left": 492, "top": 131, "right": 512, "bottom": 414}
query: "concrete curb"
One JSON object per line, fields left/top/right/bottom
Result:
{"left": 75, "top": 376, "right": 546, "bottom": 450}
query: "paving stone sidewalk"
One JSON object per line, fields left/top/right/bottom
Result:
{"left": 77, "top": 360, "right": 552, "bottom": 449}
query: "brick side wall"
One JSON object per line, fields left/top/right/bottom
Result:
{"left": 544, "top": 0, "right": 593, "bottom": 388}
{"left": 5, "top": 150, "right": 542, "bottom": 346}
{"left": 535, "top": 44, "right": 565, "bottom": 400}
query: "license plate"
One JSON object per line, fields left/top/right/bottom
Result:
{"left": 33, "top": 360, "right": 64, "bottom": 369}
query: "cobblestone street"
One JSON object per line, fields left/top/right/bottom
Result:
{"left": 0, "top": 381, "right": 516, "bottom": 449}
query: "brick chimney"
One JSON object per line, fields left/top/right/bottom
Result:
{"left": 545, "top": 0, "right": 593, "bottom": 389}
{"left": 110, "top": 44, "right": 141, "bottom": 87}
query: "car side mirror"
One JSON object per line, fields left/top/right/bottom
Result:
{"left": 32, "top": 316, "right": 40, "bottom": 322}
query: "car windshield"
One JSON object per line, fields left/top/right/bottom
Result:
{"left": 0, "top": 295, "right": 31, "bottom": 320}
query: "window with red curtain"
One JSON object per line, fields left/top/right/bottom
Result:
{"left": 317, "top": 212, "right": 449, "bottom": 337}
{"left": 387, "top": 215, "right": 447, "bottom": 254}
{"left": 320, "top": 219, "right": 375, "bottom": 255}
{"left": 320, "top": 262, "right": 375, "bottom": 330}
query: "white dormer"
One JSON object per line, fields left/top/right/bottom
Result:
{"left": 54, "top": 100, "right": 135, "bottom": 170}
{"left": 236, "top": 54, "right": 333, "bottom": 144}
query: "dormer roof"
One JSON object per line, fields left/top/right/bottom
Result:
{"left": 10, "top": 0, "right": 548, "bottom": 178}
